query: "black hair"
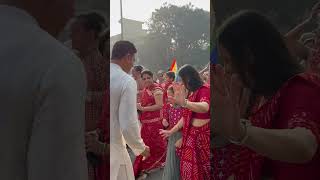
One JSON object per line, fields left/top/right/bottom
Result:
{"left": 111, "top": 41, "right": 137, "bottom": 60}
{"left": 165, "top": 71, "right": 175, "bottom": 80}
{"left": 217, "top": 10, "right": 302, "bottom": 96}
{"left": 178, "top": 64, "right": 204, "bottom": 92}
{"left": 141, "top": 70, "right": 153, "bottom": 78}
{"left": 77, "top": 12, "right": 106, "bottom": 38}
{"left": 133, "top": 65, "right": 144, "bottom": 73}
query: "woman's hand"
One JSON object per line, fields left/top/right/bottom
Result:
{"left": 212, "top": 64, "right": 245, "bottom": 140}
{"left": 137, "top": 103, "right": 144, "bottom": 111}
{"left": 175, "top": 138, "right": 183, "bottom": 148}
{"left": 162, "top": 119, "right": 169, "bottom": 128}
{"left": 85, "top": 131, "right": 105, "bottom": 156}
{"left": 172, "top": 83, "right": 187, "bottom": 106}
{"left": 159, "top": 129, "right": 173, "bottom": 139}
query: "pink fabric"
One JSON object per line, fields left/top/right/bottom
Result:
{"left": 163, "top": 103, "right": 183, "bottom": 129}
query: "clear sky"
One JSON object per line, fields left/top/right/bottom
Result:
{"left": 110, "top": 0, "right": 210, "bottom": 36}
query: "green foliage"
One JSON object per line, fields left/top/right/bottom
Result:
{"left": 137, "top": 3, "right": 210, "bottom": 72}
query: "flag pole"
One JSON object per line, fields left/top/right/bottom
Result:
{"left": 120, "top": 0, "right": 124, "bottom": 40}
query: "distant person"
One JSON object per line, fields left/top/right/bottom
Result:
{"left": 85, "top": 90, "right": 109, "bottom": 180}
{"left": 157, "top": 70, "right": 165, "bottom": 86}
{"left": 162, "top": 86, "right": 183, "bottom": 180}
{"left": 85, "top": 31, "right": 109, "bottom": 180}
{"left": 0, "top": 0, "right": 87, "bottom": 180}
{"left": 132, "top": 65, "right": 145, "bottom": 91}
{"left": 163, "top": 71, "right": 175, "bottom": 103}
{"left": 110, "top": 41, "right": 150, "bottom": 180}
{"left": 70, "top": 12, "right": 107, "bottom": 180}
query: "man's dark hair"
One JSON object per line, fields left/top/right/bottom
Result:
{"left": 217, "top": 10, "right": 302, "bottom": 96}
{"left": 111, "top": 41, "right": 137, "bottom": 60}
{"left": 165, "top": 71, "right": 175, "bottom": 80}
{"left": 141, "top": 70, "right": 154, "bottom": 78}
{"left": 178, "top": 64, "right": 203, "bottom": 92}
{"left": 77, "top": 12, "right": 106, "bottom": 38}
{"left": 133, "top": 65, "right": 144, "bottom": 73}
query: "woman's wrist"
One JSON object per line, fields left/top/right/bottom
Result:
{"left": 228, "top": 119, "right": 251, "bottom": 145}
{"left": 181, "top": 99, "right": 188, "bottom": 108}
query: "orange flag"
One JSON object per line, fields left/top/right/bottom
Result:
{"left": 169, "top": 58, "right": 177, "bottom": 74}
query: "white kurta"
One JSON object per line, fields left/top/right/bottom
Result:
{"left": 0, "top": 5, "right": 88, "bottom": 180}
{"left": 110, "top": 63, "right": 146, "bottom": 180}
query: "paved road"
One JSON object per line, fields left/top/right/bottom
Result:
{"left": 128, "top": 148, "right": 164, "bottom": 180}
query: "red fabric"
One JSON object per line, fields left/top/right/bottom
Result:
{"left": 180, "top": 85, "right": 212, "bottom": 180}
{"left": 80, "top": 50, "right": 107, "bottom": 180}
{"left": 133, "top": 84, "right": 167, "bottom": 176}
{"left": 138, "top": 84, "right": 163, "bottom": 121}
{"left": 96, "top": 90, "right": 109, "bottom": 180}
{"left": 212, "top": 73, "right": 320, "bottom": 180}
{"left": 81, "top": 49, "right": 106, "bottom": 131}
{"left": 268, "top": 73, "right": 320, "bottom": 180}
{"left": 192, "top": 86, "right": 211, "bottom": 119}
{"left": 163, "top": 103, "right": 183, "bottom": 129}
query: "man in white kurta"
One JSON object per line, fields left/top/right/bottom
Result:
{"left": 110, "top": 41, "right": 149, "bottom": 180}
{"left": 0, "top": 2, "right": 88, "bottom": 180}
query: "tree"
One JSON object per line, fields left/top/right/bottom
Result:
{"left": 137, "top": 3, "right": 210, "bottom": 72}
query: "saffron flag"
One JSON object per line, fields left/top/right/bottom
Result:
{"left": 170, "top": 58, "right": 177, "bottom": 73}
{"left": 169, "top": 58, "right": 181, "bottom": 82}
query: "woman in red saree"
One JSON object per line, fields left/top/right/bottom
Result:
{"left": 212, "top": 11, "right": 320, "bottom": 180}
{"left": 133, "top": 70, "right": 167, "bottom": 178}
{"left": 160, "top": 64, "right": 211, "bottom": 180}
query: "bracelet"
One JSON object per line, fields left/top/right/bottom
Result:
{"left": 228, "top": 119, "right": 251, "bottom": 145}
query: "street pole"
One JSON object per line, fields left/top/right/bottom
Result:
{"left": 120, "top": 0, "right": 124, "bottom": 40}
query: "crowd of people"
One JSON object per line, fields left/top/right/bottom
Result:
{"left": 212, "top": 1, "right": 320, "bottom": 180}
{"left": 110, "top": 40, "right": 212, "bottom": 180}
{"left": 0, "top": 0, "right": 108, "bottom": 180}
{"left": 4, "top": 0, "right": 320, "bottom": 180}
